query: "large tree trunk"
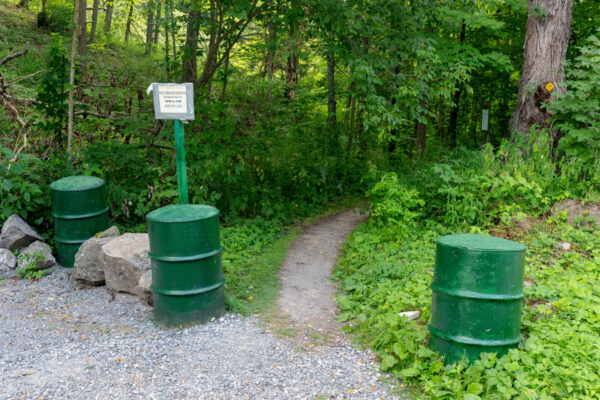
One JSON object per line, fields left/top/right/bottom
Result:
{"left": 89, "top": 0, "right": 100, "bottom": 43}
{"left": 104, "top": 0, "right": 113, "bottom": 34}
{"left": 510, "top": 0, "right": 574, "bottom": 135}
{"left": 77, "top": 0, "right": 87, "bottom": 78}
{"left": 145, "top": 0, "right": 155, "bottom": 55}
{"left": 181, "top": 9, "right": 201, "bottom": 83}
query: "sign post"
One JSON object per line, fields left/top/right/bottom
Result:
{"left": 147, "top": 83, "right": 194, "bottom": 204}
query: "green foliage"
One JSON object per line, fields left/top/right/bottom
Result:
{"left": 552, "top": 32, "right": 600, "bottom": 169}
{"left": 16, "top": 251, "right": 52, "bottom": 280}
{"left": 335, "top": 191, "right": 600, "bottom": 399}
{"left": 36, "top": 35, "right": 68, "bottom": 145}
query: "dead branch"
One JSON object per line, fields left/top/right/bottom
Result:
{"left": 0, "top": 43, "right": 29, "bottom": 67}
{"left": 8, "top": 69, "right": 45, "bottom": 85}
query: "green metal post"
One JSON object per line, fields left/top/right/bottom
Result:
{"left": 174, "top": 120, "right": 189, "bottom": 204}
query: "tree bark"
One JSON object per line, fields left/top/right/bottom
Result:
{"left": 145, "top": 0, "right": 155, "bottom": 55}
{"left": 125, "top": 0, "right": 134, "bottom": 43}
{"left": 448, "top": 22, "right": 466, "bottom": 149}
{"left": 220, "top": 49, "right": 230, "bottom": 100}
{"left": 326, "top": 38, "right": 336, "bottom": 128}
{"left": 77, "top": 0, "right": 87, "bottom": 79}
{"left": 510, "top": 0, "right": 574, "bottom": 135}
{"left": 153, "top": 1, "right": 161, "bottom": 44}
{"left": 104, "top": 0, "right": 113, "bottom": 34}
{"left": 164, "top": 17, "right": 170, "bottom": 79}
{"left": 181, "top": 8, "right": 201, "bottom": 83}
{"left": 90, "top": 0, "right": 100, "bottom": 43}
{"left": 68, "top": 0, "right": 81, "bottom": 160}
{"left": 266, "top": 12, "right": 275, "bottom": 102}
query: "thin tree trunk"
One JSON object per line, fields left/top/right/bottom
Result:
{"left": 77, "top": 0, "right": 87, "bottom": 79}
{"left": 448, "top": 22, "right": 466, "bottom": 149}
{"left": 125, "top": 0, "right": 134, "bottom": 43}
{"left": 220, "top": 49, "right": 230, "bottom": 100}
{"left": 145, "top": 0, "right": 155, "bottom": 55}
{"left": 104, "top": 0, "right": 113, "bottom": 34}
{"left": 510, "top": 0, "right": 574, "bottom": 135}
{"left": 326, "top": 37, "right": 336, "bottom": 128}
{"left": 164, "top": 18, "right": 170, "bottom": 79}
{"left": 153, "top": 1, "right": 161, "bottom": 44}
{"left": 182, "top": 8, "right": 200, "bottom": 82}
{"left": 68, "top": 0, "right": 81, "bottom": 160}
{"left": 90, "top": 0, "right": 100, "bottom": 43}
{"left": 266, "top": 22, "right": 275, "bottom": 102}
{"left": 168, "top": 0, "right": 176, "bottom": 65}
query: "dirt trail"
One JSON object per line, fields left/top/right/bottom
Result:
{"left": 277, "top": 207, "right": 367, "bottom": 345}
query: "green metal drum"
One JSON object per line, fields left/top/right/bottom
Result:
{"left": 146, "top": 204, "right": 225, "bottom": 329}
{"left": 50, "top": 176, "right": 109, "bottom": 268}
{"left": 428, "top": 234, "right": 526, "bottom": 364}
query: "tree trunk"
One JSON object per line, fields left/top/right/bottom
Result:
{"left": 284, "top": 54, "right": 297, "bottom": 101}
{"left": 416, "top": 122, "right": 427, "bottom": 155}
{"left": 17, "top": 0, "right": 29, "bottom": 8}
{"left": 164, "top": 18, "right": 170, "bottom": 79}
{"left": 145, "top": 0, "right": 155, "bottom": 55}
{"left": 266, "top": 17, "right": 275, "bottom": 102}
{"left": 153, "top": 1, "right": 161, "bottom": 44}
{"left": 77, "top": 0, "right": 87, "bottom": 79}
{"left": 220, "top": 49, "right": 230, "bottom": 100}
{"left": 125, "top": 0, "right": 134, "bottom": 43}
{"left": 510, "top": 0, "right": 574, "bottom": 135}
{"left": 68, "top": 0, "right": 81, "bottom": 160}
{"left": 326, "top": 38, "right": 336, "bottom": 128}
{"left": 448, "top": 22, "right": 466, "bottom": 149}
{"left": 181, "top": 9, "right": 201, "bottom": 83}
{"left": 168, "top": 0, "right": 176, "bottom": 66}
{"left": 90, "top": 0, "right": 100, "bottom": 43}
{"left": 103, "top": 0, "right": 113, "bottom": 34}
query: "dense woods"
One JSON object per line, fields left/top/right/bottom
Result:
{"left": 2, "top": 0, "right": 600, "bottom": 398}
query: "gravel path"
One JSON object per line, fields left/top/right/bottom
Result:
{"left": 1, "top": 267, "right": 403, "bottom": 399}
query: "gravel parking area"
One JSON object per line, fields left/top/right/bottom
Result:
{"left": 0, "top": 267, "right": 403, "bottom": 399}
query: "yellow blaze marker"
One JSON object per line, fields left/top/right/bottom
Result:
{"left": 546, "top": 82, "right": 555, "bottom": 92}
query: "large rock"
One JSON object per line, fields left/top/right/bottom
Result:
{"left": 73, "top": 226, "right": 120, "bottom": 285}
{"left": 0, "top": 215, "right": 43, "bottom": 250}
{"left": 553, "top": 199, "right": 600, "bottom": 225}
{"left": 99, "top": 233, "right": 151, "bottom": 296}
{"left": 134, "top": 269, "right": 153, "bottom": 306}
{"left": 18, "top": 241, "right": 55, "bottom": 270}
{"left": 0, "top": 248, "right": 17, "bottom": 271}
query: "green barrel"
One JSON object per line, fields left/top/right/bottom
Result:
{"left": 146, "top": 204, "right": 225, "bottom": 329}
{"left": 50, "top": 176, "right": 109, "bottom": 268}
{"left": 428, "top": 234, "right": 526, "bottom": 365}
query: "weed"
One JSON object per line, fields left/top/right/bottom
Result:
{"left": 16, "top": 251, "right": 51, "bottom": 280}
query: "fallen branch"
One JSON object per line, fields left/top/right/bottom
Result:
{"left": 8, "top": 69, "right": 45, "bottom": 85}
{"left": 0, "top": 43, "right": 29, "bottom": 67}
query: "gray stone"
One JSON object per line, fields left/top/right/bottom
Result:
{"left": 0, "top": 248, "right": 17, "bottom": 270}
{"left": 18, "top": 241, "right": 55, "bottom": 270}
{"left": 398, "top": 310, "right": 421, "bottom": 321}
{"left": 0, "top": 215, "right": 43, "bottom": 250}
{"left": 99, "top": 233, "right": 150, "bottom": 296}
{"left": 73, "top": 226, "right": 120, "bottom": 285}
{"left": 133, "top": 269, "right": 153, "bottom": 306}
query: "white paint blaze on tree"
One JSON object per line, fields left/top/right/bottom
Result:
{"left": 510, "top": 0, "right": 574, "bottom": 136}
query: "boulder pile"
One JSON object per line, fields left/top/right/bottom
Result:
{"left": 0, "top": 215, "right": 55, "bottom": 272}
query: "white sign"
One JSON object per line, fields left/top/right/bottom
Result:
{"left": 482, "top": 109, "right": 489, "bottom": 132}
{"left": 147, "top": 82, "right": 195, "bottom": 120}
{"left": 158, "top": 85, "right": 187, "bottom": 114}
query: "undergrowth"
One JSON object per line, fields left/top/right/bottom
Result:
{"left": 335, "top": 137, "right": 600, "bottom": 399}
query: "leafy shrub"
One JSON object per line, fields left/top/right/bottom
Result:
{"left": 552, "top": 32, "right": 600, "bottom": 170}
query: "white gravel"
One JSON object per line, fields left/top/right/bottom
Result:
{"left": 0, "top": 267, "right": 404, "bottom": 399}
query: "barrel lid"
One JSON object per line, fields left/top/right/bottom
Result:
{"left": 50, "top": 176, "right": 105, "bottom": 192}
{"left": 146, "top": 204, "right": 220, "bottom": 223}
{"left": 437, "top": 234, "right": 525, "bottom": 252}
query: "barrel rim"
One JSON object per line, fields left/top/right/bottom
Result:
{"left": 436, "top": 233, "right": 526, "bottom": 253}
{"left": 146, "top": 204, "right": 220, "bottom": 223}
{"left": 52, "top": 207, "right": 109, "bottom": 220}
{"left": 431, "top": 284, "right": 525, "bottom": 301}
{"left": 151, "top": 279, "right": 225, "bottom": 296}
{"left": 50, "top": 175, "right": 106, "bottom": 192}
{"left": 148, "top": 247, "right": 223, "bottom": 262}
{"left": 428, "top": 325, "right": 522, "bottom": 347}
